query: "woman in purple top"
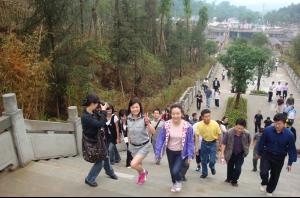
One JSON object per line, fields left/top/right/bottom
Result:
{"left": 155, "top": 104, "right": 195, "bottom": 193}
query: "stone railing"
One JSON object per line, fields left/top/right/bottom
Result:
{"left": 0, "top": 116, "right": 18, "bottom": 171}
{"left": 178, "top": 64, "right": 218, "bottom": 113}
{"left": 0, "top": 93, "right": 82, "bottom": 171}
{"left": 283, "top": 63, "right": 300, "bottom": 90}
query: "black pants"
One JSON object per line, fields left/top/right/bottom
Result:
{"left": 255, "top": 122, "right": 262, "bottom": 133}
{"left": 227, "top": 153, "right": 245, "bottom": 184}
{"left": 268, "top": 92, "right": 273, "bottom": 102}
{"left": 276, "top": 91, "right": 282, "bottom": 97}
{"left": 196, "top": 100, "right": 202, "bottom": 110}
{"left": 260, "top": 152, "right": 285, "bottom": 194}
{"left": 283, "top": 91, "right": 288, "bottom": 100}
{"left": 126, "top": 143, "right": 133, "bottom": 167}
{"left": 196, "top": 149, "right": 202, "bottom": 164}
{"left": 166, "top": 149, "right": 185, "bottom": 184}
{"left": 215, "top": 99, "right": 220, "bottom": 107}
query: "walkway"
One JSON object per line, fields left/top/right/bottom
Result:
{"left": 0, "top": 63, "right": 300, "bottom": 197}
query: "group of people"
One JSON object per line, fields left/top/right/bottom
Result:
{"left": 197, "top": 77, "right": 222, "bottom": 110}
{"left": 80, "top": 93, "right": 297, "bottom": 197}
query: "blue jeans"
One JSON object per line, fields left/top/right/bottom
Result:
{"left": 201, "top": 141, "right": 217, "bottom": 176}
{"left": 86, "top": 156, "right": 115, "bottom": 183}
{"left": 206, "top": 97, "right": 211, "bottom": 109}
{"left": 166, "top": 149, "right": 184, "bottom": 184}
{"left": 109, "top": 143, "right": 121, "bottom": 164}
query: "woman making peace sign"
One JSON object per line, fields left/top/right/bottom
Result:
{"left": 127, "top": 98, "right": 156, "bottom": 185}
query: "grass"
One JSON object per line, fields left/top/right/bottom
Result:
{"left": 224, "top": 97, "right": 248, "bottom": 128}
{"left": 250, "top": 90, "right": 268, "bottom": 96}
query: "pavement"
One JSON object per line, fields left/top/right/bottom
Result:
{"left": 0, "top": 63, "right": 300, "bottom": 197}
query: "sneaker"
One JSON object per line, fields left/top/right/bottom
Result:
{"left": 225, "top": 179, "right": 231, "bottom": 183}
{"left": 252, "top": 169, "right": 257, "bottom": 172}
{"left": 107, "top": 174, "right": 118, "bottom": 180}
{"left": 175, "top": 182, "right": 182, "bottom": 192}
{"left": 231, "top": 182, "right": 239, "bottom": 187}
{"left": 171, "top": 184, "right": 176, "bottom": 193}
{"left": 211, "top": 169, "right": 216, "bottom": 175}
{"left": 260, "top": 185, "right": 266, "bottom": 192}
{"left": 155, "top": 160, "right": 161, "bottom": 165}
{"left": 136, "top": 173, "right": 142, "bottom": 185}
{"left": 137, "top": 170, "right": 148, "bottom": 185}
{"left": 85, "top": 179, "right": 98, "bottom": 187}
{"left": 266, "top": 193, "right": 273, "bottom": 197}
{"left": 196, "top": 167, "right": 201, "bottom": 172}
{"left": 200, "top": 175, "right": 208, "bottom": 179}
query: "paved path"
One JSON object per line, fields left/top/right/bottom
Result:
{"left": 0, "top": 63, "right": 300, "bottom": 197}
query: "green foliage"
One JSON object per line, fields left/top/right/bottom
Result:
{"left": 251, "top": 33, "right": 269, "bottom": 48}
{"left": 205, "top": 40, "right": 218, "bottom": 56}
{"left": 219, "top": 40, "right": 256, "bottom": 93}
{"left": 1, "top": 0, "right": 212, "bottom": 119}
{"left": 265, "top": 3, "right": 300, "bottom": 25}
{"left": 250, "top": 90, "right": 268, "bottom": 96}
{"left": 172, "top": 0, "right": 260, "bottom": 23}
{"left": 225, "top": 97, "right": 248, "bottom": 128}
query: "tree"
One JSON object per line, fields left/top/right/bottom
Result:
{"left": 204, "top": 40, "right": 218, "bottom": 56}
{"left": 159, "top": 0, "right": 172, "bottom": 53}
{"left": 292, "top": 34, "right": 300, "bottom": 64}
{"left": 251, "top": 32, "right": 268, "bottom": 48}
{"left": 183, "top": 0, "right": 192, "bottom": 61}
{"left": 219, "top": 40, "right": 257, "bottom": 107}
{"left": 252, "top": 47, "right": 272, "bottom": 91}
{"left": 191, "top": 6, "right": 208, "bottom": 63}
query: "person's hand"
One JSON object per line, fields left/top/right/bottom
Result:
{"left": 144, "top": 113, "right": 151, "bottom": 125}
{"left": 188, "top": 159, "right": 192, "bottom": 164}
{"left": 256, "top": 155, "right": 261, "bottom": 159}
{"left": 100, "top": 103, "right": 108, "bottom": 111}
{"left": 195, "top": 150, "right": 199, "bottom": 156}
{"left": 287, "top": 166, "right": 292, "bottom": 172}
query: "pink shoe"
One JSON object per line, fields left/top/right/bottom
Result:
{"left": 136, "top": 173, "right": 142, "bottom": 185}
{"left": 137, "top": 170, "right": 148, "bottom": 185}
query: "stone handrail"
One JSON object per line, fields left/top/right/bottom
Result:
{"left": 0, "top": 115, "right": 18, "bottom": 171}
{"left": 178, "top": 64, "right": 217, "bottom": 113}
{"left": 0, "top": 116, "right": 11, "bottom": 134}
{"left": 0, "top": 93, "right": 83, "bottom": 170}
{"left": 25, "top": 119, "right": 75, "bottom": 133}
{"left": 283, "top": 63, "right": 300, "bottom": 91}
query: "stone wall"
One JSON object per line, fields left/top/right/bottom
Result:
{"left": 284, "top": 63, "right": 300, "bottom": 90}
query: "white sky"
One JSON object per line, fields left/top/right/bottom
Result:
{"left": 205, "top": 0, "right": 300, "bottom": 11}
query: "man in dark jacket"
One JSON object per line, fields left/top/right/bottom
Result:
{"left": 221, "top": 119, "right": 251, "bottom": 187}
{"left": 257, "top": 114, "right": 297, "bottom": 196}
{"left": 213, "top": 78, "right": 221, "bottom": 91}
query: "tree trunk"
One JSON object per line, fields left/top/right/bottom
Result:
{"left": 118, "top": 69, "right": 125, "bottom": 99}
{"left": 159, "top": 14, "right": 164, "bottom": 53}
{"left": 179, "top": 50, "right": 182, "bottom": 78}
{"left": 235, "top": 92, "right": 241, "bottom": 109}
{"left": 257, "top": 75, "right": 262, "bottom": 91}
{"left": 79, "top": 0, "right": 84, "bottom": 37}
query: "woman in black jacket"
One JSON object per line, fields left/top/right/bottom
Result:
{"left": 118, "top": 109, "right": 133, "bottom": 167}
{"left": 81, "top": 94, "right": 118, "bottom": 187}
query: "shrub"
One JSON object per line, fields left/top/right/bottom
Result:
{"left": 224, "top": 97, "right": 248, "bottom": 128}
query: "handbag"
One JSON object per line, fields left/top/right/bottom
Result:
{"left": 82, "top": 129, "right": 108, "bottom": 163}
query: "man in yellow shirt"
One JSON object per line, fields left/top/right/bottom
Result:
{"left": 195, "top": 109, "right": 222, "bottom": 178}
